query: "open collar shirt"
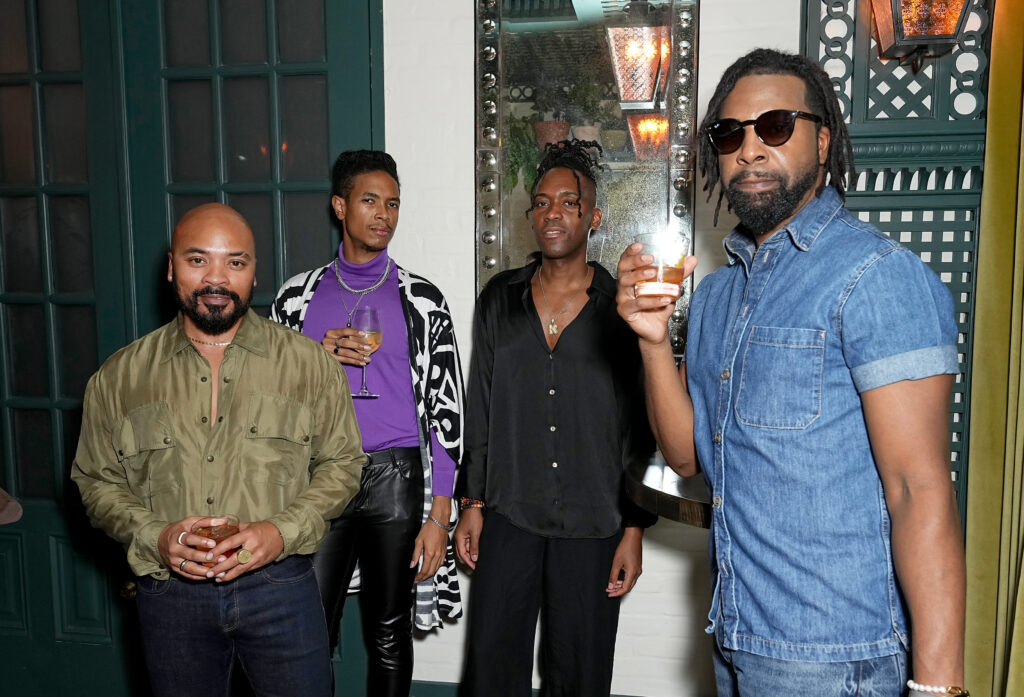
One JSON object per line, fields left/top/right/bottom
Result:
{"left": 459, "top": 261, "right": 655, "bottom": 539}
{"left": 685, "top": 187, "right": 959, "bottom": 661}
{"left": 71, "top": 310, "right": 365, "bottom": 579}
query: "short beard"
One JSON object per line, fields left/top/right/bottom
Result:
{"left": 725, "top": 165, "right": 819, "bottom": 236}
{"left": 173, "top": 281, "right": 252, "bottom": 335}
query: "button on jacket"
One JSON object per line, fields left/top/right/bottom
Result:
{"left": 458, "top": 261, "right": 656, "bottom": 538}
{"left": 71, "top": 310, "right": 365, "bottom": 579}
{"left": 686, "top": 187, "right": 959, "bottom": 662}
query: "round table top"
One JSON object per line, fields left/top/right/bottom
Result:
{"left": 625, "top": 452, "right": 711, "bottom": 528}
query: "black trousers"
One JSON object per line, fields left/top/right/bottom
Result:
{"left": 459, "top": 511, "right": 624, "bottom": 697}
{"left": 313, "top": 447, "right": 424, "bottom": 697}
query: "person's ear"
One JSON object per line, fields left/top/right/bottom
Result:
{"left": 331, "top": 195, "right": 347, "bottom": 222}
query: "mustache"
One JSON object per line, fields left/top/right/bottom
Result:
{"left": 192, "top": 287, "right": 241, "bottom": 302}
{"left": 728, "top": 171, "right": 784, "bottom": 187}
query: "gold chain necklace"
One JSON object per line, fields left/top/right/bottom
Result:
{"left": 537, "top": 266, "right": 592, "bottom": 335}
{"left": 188, "top": 335, "right": 231, "bottom": 347}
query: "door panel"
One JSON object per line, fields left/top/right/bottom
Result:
{"left": 0, "top": 1, "right": 382, "bottom": 693}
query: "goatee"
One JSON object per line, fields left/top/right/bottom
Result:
{"left": 173, "top": 281, "right": 252, "bottom": 335}
{"left": 725, "top": 165, "right": 819, "bottom": 236}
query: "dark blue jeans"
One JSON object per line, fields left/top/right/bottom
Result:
{"left": 135, "top": 555, "right": 331, "bottom": 697}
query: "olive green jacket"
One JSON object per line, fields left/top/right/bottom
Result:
{"left": 71, "top": 310, "right": 365, "bottom": 579}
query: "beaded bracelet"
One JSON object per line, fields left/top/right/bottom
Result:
{"left": 907, "top": 680, "right": 970, "bottom": 696}
{"left": 459, "top": 497, "right": 485, "bottom": 511}
{"left": 428, "top": 514, "right": 455, "bottom": 533}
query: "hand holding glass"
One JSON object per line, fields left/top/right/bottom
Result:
{"left": 351, "top": 306, "right": 382, "bottom": 399}
{"left": 634, "top": 231, "right": 687, "bottom": 299}
{"left": 191, "top": 515, "right": 240, "bottom": 567}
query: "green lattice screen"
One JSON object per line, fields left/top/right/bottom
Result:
{"left": 803, "top": 0, "right": 992, "bottom": 522}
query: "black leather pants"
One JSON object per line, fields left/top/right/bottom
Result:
{"left": 313, "top": 447, "right": 424, "bottom": 697}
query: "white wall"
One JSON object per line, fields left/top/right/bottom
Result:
{"left": 382, "top": 2, "right": 802, "bottom": 695}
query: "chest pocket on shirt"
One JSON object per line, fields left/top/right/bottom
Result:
{"left": 244, "top": 393, "right": 313, "bottom": 484}
{"left": 736, "top": 326, "right": 825, "bottom": 429}
{"left": 113, "top": 402, "right": 180, "bottom": 498}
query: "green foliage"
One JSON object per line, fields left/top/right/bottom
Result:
{"left": 566, "top": 78, "right": 616, "bottom": 126}
{"left": 531, "top": 84, "right": 571, "bottom": 122}
{"left": 503, "top": 114, "right": 542, "bottom": 195}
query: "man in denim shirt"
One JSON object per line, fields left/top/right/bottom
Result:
{"left": 617, "top": 49, "right": 968, "bottom": 697}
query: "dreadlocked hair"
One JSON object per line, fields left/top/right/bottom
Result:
{"left": 526, "top": 139, "right": 603, "bottom": 219}
{"left": 697, "top": 48, "right": 855, "bottom": 225}
{"left": 331, "top": 150, "right": 400, "bottom": 198}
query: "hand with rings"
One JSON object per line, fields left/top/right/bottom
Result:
{"left": 322, "top": 327, "right": 374, "bottom": 367}
{"left": 159, "top": 516, "right": 224, "bottom": 580}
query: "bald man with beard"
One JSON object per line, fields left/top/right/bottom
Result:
{"left": 71, "top": 203, "right": 365, "bottom": 697}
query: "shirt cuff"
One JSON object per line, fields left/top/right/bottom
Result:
{"left": 126, "top": 519, "right": 169, "bottom": 578}
{"left": 429, "top": 429, "right": 457, "bottom": 497}
{"left": 851, "top": 345, "right": 959, "bottom": 393}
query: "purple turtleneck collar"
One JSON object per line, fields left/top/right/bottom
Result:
{"left": 335, "top": 244, "right": 391, "bottom": 284}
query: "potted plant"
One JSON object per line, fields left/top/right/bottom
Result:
{"left": 566, "top": 74, "right": 615, "bottom": 144}
{"left": 530, "top": 84, "right": 571, "bottom": 146}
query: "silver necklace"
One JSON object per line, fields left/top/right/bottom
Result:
{"left": 189, "top": 335, "right": 231, "bottom": 347}
{"left": 332, "top": 258, "right": 392, "bottom": 327}
{"left": 537, "top": 266, "right": 592, "bottom": 335}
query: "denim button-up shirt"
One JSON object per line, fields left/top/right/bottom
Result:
{"left": 686, "top": 187, "right": 958, "bottom": 661}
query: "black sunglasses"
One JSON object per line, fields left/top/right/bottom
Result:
{"left": 705, "top": 109, "right": 822, "bottom": 154}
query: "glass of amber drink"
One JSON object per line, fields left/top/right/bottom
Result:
{"left": 351, "top": 306, "right": 382, "bottom": 399}
{"left": 634, "top": 231, "right": 687, "bottom": 299}
{"left": 191, "top": 515, "right": 240, "bottom": 567}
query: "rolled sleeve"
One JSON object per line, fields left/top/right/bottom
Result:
{"left": 841, "top": 247, "right": 959, "bottom": 393}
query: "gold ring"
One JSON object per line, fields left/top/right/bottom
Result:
{"left": 237, "top": 548, "right": 253, "bottom": 564}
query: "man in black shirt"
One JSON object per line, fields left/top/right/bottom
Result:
{"left": 454, "top": 140, "right": 656, "bottom": 697}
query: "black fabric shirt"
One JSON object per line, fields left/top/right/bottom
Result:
{"left": 457, "top": 260, "right": 656, "bottom": 538}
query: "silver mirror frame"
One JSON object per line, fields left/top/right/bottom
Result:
{"left": 474, "top": 0, "right": 699, "bottom": 354}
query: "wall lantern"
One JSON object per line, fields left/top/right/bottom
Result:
{"left": 871, "top": 0, "right": 972, "bottom": 62}
{"left": 606, "top": 1, "right": 671, "bottom": 155}
{"left": 626, "top": 114, "right": 669, "bottom": 160}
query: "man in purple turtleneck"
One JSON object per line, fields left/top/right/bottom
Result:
{"left": 270, "top": 150, "right": 465, "bottom": 696}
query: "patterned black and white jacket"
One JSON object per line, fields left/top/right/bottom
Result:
{"left": 270, "top": 261, "right": 464, "bottom": 630}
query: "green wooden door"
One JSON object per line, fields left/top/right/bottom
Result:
{"left": 0, "top": 0, "right": 382, "bottom": 693}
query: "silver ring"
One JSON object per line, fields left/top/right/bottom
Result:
{"left": 179, "top": 559, "right": 188, "bottom": 571}
{"left": 334, "top": 336, "right": 341, "bottom": 348}
{"left": 177, "top": 531, "right": 188, "bottom": 546}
